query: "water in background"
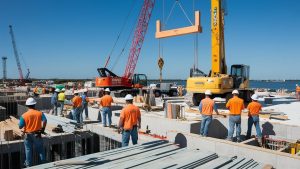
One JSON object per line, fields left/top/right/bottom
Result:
{"left": 148, "top": 80, "right": 300, "bottom": 92}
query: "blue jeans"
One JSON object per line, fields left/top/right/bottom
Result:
{"left": 200, "top": 115, "right": 212, "bottom": 136}
{"left": 227, "top": 115, "right": 241, "bottom": 141}
{"left": 122, "top": 126, "right": 138, "bottom": 147}
{"left": 72, "top": 107, "right": 81, "bottom": 124}
{"left": 24, "top": 133, "right": 46, "bottom": 167}
{"left": 246, "top": 116, "right": 262, "bottom": 138}
{"left": 83, "top": 103, "right": 88, "bottom": 118}
{"left": 58, "top": 101, "right": 64, "bottom": 115}
{"left": 52, "top": 103, "right": 58, "bottom": 116}
{"left": 101, "top": 107, "right": 112, "bottom": 127}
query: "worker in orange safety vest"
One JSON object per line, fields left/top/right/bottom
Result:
{"left": 246, "top": 94, "right": 263, "bottom": 146}
{"left": 99, "top": 88, "right": 113, "bottom": 127}
{"left": 199, "top": 90, "right": 219, "bottom": 137}
{"left": 226, "top": 90, "right": 245, "bottom": 142}
{"left": 72, "top": 91, "right": 82, "bottom": 128}
{"left": 19, "top": 97, "right": 47, "bottom": 167}
{"left": 119, "top": 94, "right": 141, "bottom": 147}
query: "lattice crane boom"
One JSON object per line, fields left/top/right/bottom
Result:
{"left": 123, "top": 0, "right": 155, "bottom": 79}
{"left": 9, "top": 25, "right": 24, "bottom": 81}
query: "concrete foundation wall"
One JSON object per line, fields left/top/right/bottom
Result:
{"left": 89, "top": 107, "right": 300, "bottom": 141}
{"left": 0, "top": 131, "right": 121, "bottom": 169}
{"left": 167, "top": 131, "right": 300, "bottom": 169}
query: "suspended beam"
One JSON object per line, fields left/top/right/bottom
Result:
{"left": 155, "top": 11, "right": 202, "bottom": 39}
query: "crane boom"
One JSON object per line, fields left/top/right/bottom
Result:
{"left": 123, "top": 0, "right": 155, "bottom": 79}
{"left": 9, "top": 25, "right": 24, "bottom": 80}
{"left": 211, "top": 0, "right": 227, "bottom": 76}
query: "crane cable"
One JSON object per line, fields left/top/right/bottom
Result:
{"left": 158, "top": 0, "right": 165, "bottom": 82}
{"left": 111, "top": 1, "right": 141, "bottom": 71}
{"left": 193, "top": 0, "right": 199, "bottom": 71}
{"left": 103, "top": 0, "right": 136, "bottom": 68}
{"left": 164, "top": 0, "right": 194, "bottom": 27}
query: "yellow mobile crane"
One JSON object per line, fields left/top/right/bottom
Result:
{"left": 186, "top": 0, "right": 253, "bottom": 106}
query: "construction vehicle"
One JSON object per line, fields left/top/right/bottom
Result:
{"left": 186, "top": 0, "right": 253, "bottom": 106}
{"left": 95, "top": 0, "right": 155, "bottom": 96}
{"left": 9, "top": 25, "right": 32, "bottom": 85}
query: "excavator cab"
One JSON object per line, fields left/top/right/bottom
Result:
{"left": 132, "top": 74, "right": 147, "bottom": 88}
{"left": 230, "top": 64, "right": 250, "bottom": 89}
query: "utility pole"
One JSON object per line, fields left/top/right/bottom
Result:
{"left": 2, "top": 56, "right": 7, "bottom": 83}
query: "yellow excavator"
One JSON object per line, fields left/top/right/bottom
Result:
{"left": 186, "top": 0, "right": 253, "bottom": 106}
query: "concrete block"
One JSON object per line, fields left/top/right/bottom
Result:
{"left": 4, "top": 130, "right": 14, "bottom": 141}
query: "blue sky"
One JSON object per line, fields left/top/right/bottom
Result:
{"left": 0, "top": 0, "right": 299, "bottom": 80}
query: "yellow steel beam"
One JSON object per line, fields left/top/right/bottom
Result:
{"left": 155, "top": 11, "right": 202, "bottom": 39}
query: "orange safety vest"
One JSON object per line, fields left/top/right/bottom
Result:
{"left": 296, "top": 86, "right": 300, "bottom": 92}
{"left": 247, "top": 101, "right": 262, "bottom": 116}
{"left": 72, "top": 96, "right": 82, "bottom": 108}
{"left": 120, "top": 104, "right": 141, "bottom": 130}
{"left": 100, "top": 95, "right": 113, "bottom": 107}
{"left": 22, "top": 109, "right": 43, "bottom": 133}
{"left": 200, "top": 98, "right": 215, "bottom": 116}
{"left": 226, "top": 96, "right": 244, "bottom": 115}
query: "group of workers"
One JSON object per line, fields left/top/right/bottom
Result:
{"left": 20, "top": 85, "right": 271, "bottom": 167}
{"left": 18, "top": 90, "right": 141, "bottom": 167}
{"left": 96, "top": 88, "right": 141, "bottom": 147}
{"left": 199, "top": 89, "right": 263, "bottom": 144}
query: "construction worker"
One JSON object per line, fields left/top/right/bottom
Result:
{"left": 226, "top": 90, "right": 245, "bottom": 142}
{"left": 199, "top": 90, "right": 219, "bottom": 137}
{"left": 246, "top": 94, "right": 263, "bottom": 145}
{"left": 99, "top": 88, "right": 113, "bottom": 127}
{"left": 72, "top": 91, "right": 82, "bottom": 128}
{"left": 119, "top": 94, "right": 141, "bottom": 147}
{"left": 81, "top": 89, "right": 90, "bottom": 120}
{"left": 51, "top": 88, "right": 60, "bottom": 115}
{"left": 296, "top": 84, "right": 300, "bottom": 100}
{"left": 19, "top": 97, "right": 47, "bottom": 167}
{"left": 58, "top": 88, "right": 66, "bottom": 117}
{"left": 33, "top": 86, "right": 38, "bottom": 96}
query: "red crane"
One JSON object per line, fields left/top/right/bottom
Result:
{"left": 96, "top": 0, "right": 155, "bottom": 91}
{"left": 9, "top": 25, "right": 24, "bottom": 81}
{"left": 9, "top": 25, "right": 31, "bottom": 84}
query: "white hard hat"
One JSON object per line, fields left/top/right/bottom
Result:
{"left": 205, "top": 90, "right": 212, "bottom": 95}
{"left": 232, "top": 90, "right": 239, "bottom": 94}
{"left": 125, "top": 94, "right": 133, "bottom": 101}
{"left": 61, "top": 88, "right": 66, "bottom": 91}
{"left": 55, "top": 88, "right": 60, "bottom": 92}
{"left": 105, "top": 88, "right": 110, "bottom": 92}
{"left": 296, "top": 84, "right": 298, "bottom": 87}
{"left": 83, "top": 88, "right": 88, "bottom": 92}
{"left": 74, "top": 90, "right": 78, "bottom": 94}
{"left": 26, "top": 97, "right": 37, "bottom": 106}
{"left": 251, "top": 94, "right": 259, "bottom": 101}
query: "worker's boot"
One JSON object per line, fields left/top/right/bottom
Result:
{"left": 257, "top": 137, "right": 262, "bottom": 147}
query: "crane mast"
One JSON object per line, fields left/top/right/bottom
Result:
{"left": 9, "top": 25, "right": 24, "bottom": 81}
{"left": 211, "top": 0, "right": 227, "bottom": 76}
{"left": 123, "top": 0, "right": 155, "bottom": 79}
